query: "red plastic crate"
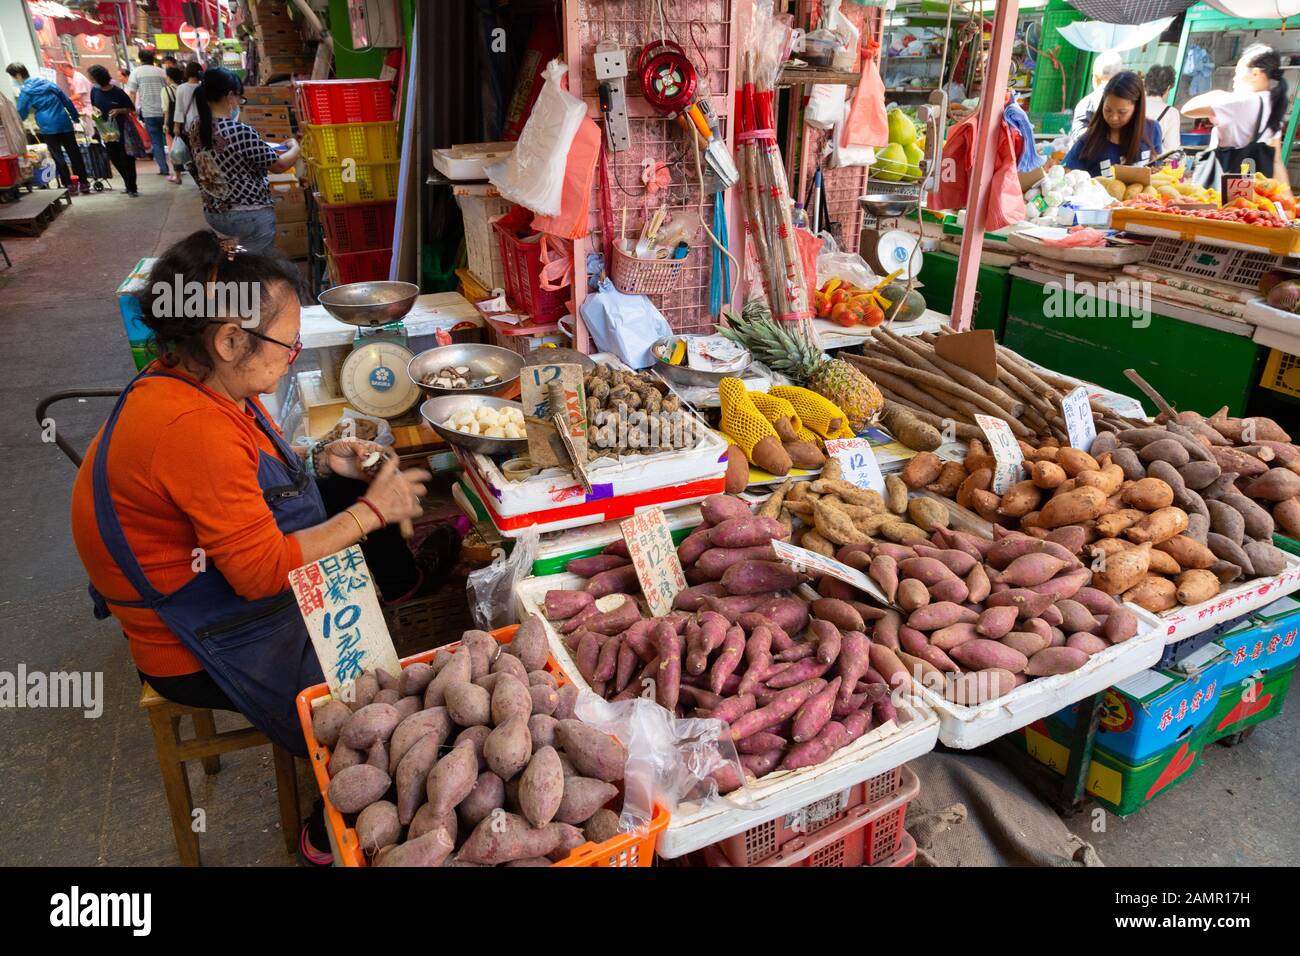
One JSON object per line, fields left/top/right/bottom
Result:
{"left": 294, "top": 79, "right": 393, "bottom": 125}
{"left": 318, "top": 199, "right": 397, "bottom": 254}
{"left": 325, "top": 242, "right": 392, "bottom": 286}
{"left": 492, "top": 205, "right": 570, "bottom": 323}
{"left": 702, "top": 765, "right": 919, "bottom": 867}
{"left": 0, "top": 155, "right": 18, "bottom": 188}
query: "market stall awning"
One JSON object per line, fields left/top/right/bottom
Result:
{"left": 29, "top": 1, "right": 117, "bottom": 36}
{"left": 1058, "top": 17, "right": 1175, "bottom": 52}
{"left": 1065, "top": 0, "right": 1195, "bottom": 24}
{"left": 1200, "top": 0, "right": 1300, "bottom": 15}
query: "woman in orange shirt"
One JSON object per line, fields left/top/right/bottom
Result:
{"left": 70, "top": 231, "right": 430, "bottom": 766}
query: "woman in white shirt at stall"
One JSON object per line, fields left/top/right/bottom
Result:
{"left": 1183, "top": 44, "right": 1291, "bottom": 193}
{"left": 1144, "top": 65, "right": 1180, "bottom": 154}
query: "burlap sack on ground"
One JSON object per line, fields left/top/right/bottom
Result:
{"left": 904, "top": 751, "right": 1103, "bottom": 867}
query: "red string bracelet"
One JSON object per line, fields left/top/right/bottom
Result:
{"left": 357, "top": 496, "right": 387, "bottom": 528}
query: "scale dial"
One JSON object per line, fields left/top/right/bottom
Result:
{"left": 339, "top": 340, "right": 420, "bottom": 418}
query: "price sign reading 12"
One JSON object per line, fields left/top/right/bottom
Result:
{"left": 823, "top": 437, "right": 885, "bottom": 494}
{"left": 619, "top": 507, "right": 686, "bottom": 618}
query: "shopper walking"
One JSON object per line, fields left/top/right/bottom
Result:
{"left": 172, "top": 61, "right": 202, "bottom": 182}
{"left": 7, "top": 62, "right": 90, "bottom": 193}
{"left": 125, "top": 50, "right": 170, "bottom": 176}
{"left": 161, "top": 65, "right": 186, "bottom": 183}
{"left": 189, "top": 68, "right": 300, "bottom": 254}
{"left": 1144, "top": 64, "right": 1181, "bottom": 154}
{"left": 1063, "top": 71, "right": 1163, "bottom": 177}
{"left": 87, "top": 65, "right": 139, "bottom": 197}
{"left": 1184, "top": 44, "right": 1292, "bottom": 194}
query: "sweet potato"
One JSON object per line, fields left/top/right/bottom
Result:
{"left": 1057, "top": 447, "right": 1100, "bottom": 477}
{"left": 1074, "top": 587, "right": 1117, "bottom": 616}
{"left": 906, "top": 497, "right": 949, "bottom": 533}
{"left": 1147, "top": 548, "right": 1182, "bottom": 576}
{"left": 555, "top": 720, "right": 626, "bottom": 782}
{"left": 944, "top": 668, "right": 1017, "bottom": 706}
{"left": 1122, "top": 576, "right": 1178, "bottom": 613}
{"left": 516, "top": 746, "right": 565, "bottom": 828}
{"left": 720, "top": 559, "right": 800, "bottom": 596}
{"left": 1206, "top": 500, "right": 1246, "bottom": 545}
{"left": 1155, "top": 534, "right": 1216, "bottom": 571}
{"left": 1024, "top": 646, "right": 1088, "bottom": 676}
{"left": 907, "top": 601, "right": 979, "bottom": 632}
{"left": 565, "top": 554, "right": 630, "bottom": 578}
{"left": 1066, "top": 632, "right": 1109, "bottom": 656}
{"left": 505, "top": 617, "right": 549, "bottom": 672}
{"left": 1208, "top": 445, "right": 1269, "bottom": 478}
{"left": 654, "top": 622, "right": 683, "bottom": 712}
{"left": 424, "top": 649, "right": 472, "bottom": 708}
{"left": 974, "top": 605, "right": 1019, "bottom": 640}
{"left": 529, "top": 714, "right": 558, "bottom": 752}
{"left": 901, "top": 452, "right": 943, "bottom": 489}
{"left": 724, "top": 445, "right": 750, "bottom": 494}
{"left": 1178, "top": 460, "right": 1222, "bottom": 490}
{"left": 951, "top": 638, "right": 1029, "bottom": 673}
{"left": 1174, "top": 569, "right": 1221, "bottom": 606}
{"left": 1090, "top": 542, "right": 1152, "bottom": 596}
{"left": 701, "top": 494, "right": 752, "bottom": 525}
{"left": 1001, "top": 631, "right": 1049, "bottom": 657}
{"left": 996, "top": 553, "right": 1068, "bottom": 588}
{"left": 491, "top": 675, "right": 533, "bottom": 726}
{"left": 483, "top": 717, "right": 532, "bottom": 782}
{"left": 708, "top": 516, "right": 785, "bottom": 549}
{"left": 695, "top": 545, "right": 777, "bottom": 581}
{"left": 1038, "top": 486, "right": 1108, "bottom": 529}
{"left": 376, "top": 828, "right": 455, "bottom": 868}
{"left": 1244, "top": 540, "right": 1286, "bottom": 577}
{"left": 1207, "top": 533, "right": 1255, "bottom": 577}
{"left": 1103, "top": 607, "right": 1139, "bottom": 643}
{"left": 1054, "top": 599, "right": 1099, "bottom": 635}
{"left": 1220, "top": 493, "right": 1275, "bottom": 540}
{"left": 388, "top": 707, "right": 452, "bottom": 770}
{"left": 792, "top": 677, "right": 842, "bottom": 742}
{"left": 453, "top": 725, "right": 492, "bottom": 772}
{"left": 328, "top": 763, "right": 390, "bottom": 814}
{"left": 340, "top": 702, "right": 402, "bottom": 751}
{"left": 584, "top": 564, "right": 642, "bottom": 598}
{"left": 544, "top": 589, "right": 594, "bottom": 622}
{"left": 728, "top": 679, "right": 825, "bottom": 740}
{"left": 897, "top": 578, "right": 930, "bottom": 612}
{"left": 965, "top": 563, "right": 992, "bottom": 604}
{"left": 459, "top": 811, "right": 561, "bottom": 865}
{"left": 311, "top": 700, "right": 351, "bottom": 749}
{"left": 1076, "top": 464, "right": 1125, "bottom": 497}
{"left": 884, "top": 474, "right": 909, "bottom": 514}
{"left": 356, "top": 800, "right": 402, "bottom": 853}
{"left": 1031, "top": 460, "right": 1067, "bottom": 490}
{"left": 985, "top": 587, "right": 1056, "bottom": 620}
{"left": 1244, "top": 467, "right": 1300, "bottom": 503}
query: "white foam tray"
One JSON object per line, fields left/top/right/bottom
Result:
{"left": 1151, "top": 552, "right": 1300, "bottom": 645}
{"left": 515, "top": 571, "right": 940, "bottom": 859}
{"left": 910, "top": 606, "right": 1165, "bottom": 750}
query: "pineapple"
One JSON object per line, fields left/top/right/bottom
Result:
{"left": 718, "top": 300, "right": 883, "bottom": 432}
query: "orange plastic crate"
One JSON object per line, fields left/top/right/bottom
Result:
{"left": 700, "top": 765, "right": 919, "bottom": 867}
{"left": 295, "top": 624, "right": 667, "bottom": 867}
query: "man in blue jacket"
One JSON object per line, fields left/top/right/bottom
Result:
{"left": 8, "top": 62, "right": 90, "bottom": 193}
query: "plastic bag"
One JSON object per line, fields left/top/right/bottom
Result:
{"left": 531, "top": 114, "right": 601, "bottom": 239}
{"left": 291, "top": 408, "right": 396, "bottom": 449}
{"left": 805, "top": 83, "right": 847, "bottom": 130}
{"left": 579, "top": 276, "right": 672, "bottom": 369}
{"left": 486, "top": 60, "right": 585, "bottom": 218}
{"left": 466, "top": 529, "right": 539, "bottom": 630}
{"left": 841, "top": 39, "right": 889, "bottom": 148}
{"left": 816, "top": 232, "right": 879, "bottom": 289}
{"left": 573, "top": 691, "right": 749, "bottom": 833}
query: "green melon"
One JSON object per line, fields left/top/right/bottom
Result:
{"left": 880, "top": 282, "right": 926, "bottom": 322}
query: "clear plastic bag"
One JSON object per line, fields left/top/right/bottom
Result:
{"left": 574, "top": 691, "right": 750, "bottom": 833}
{"left": 816, "top": 232, "right": 880, "bottom": 289}
{"left": 486, "top": 60, "right": 585, "bottom": 217}
{"left": 466, "top": 529, "right": 539, "bottom": 630}
{"left": 292, "top": 408, "right": 395, "bottom": 449}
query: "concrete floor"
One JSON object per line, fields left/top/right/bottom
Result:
{"left": 0, "top": 167, "right": 1294, "bottom": 867}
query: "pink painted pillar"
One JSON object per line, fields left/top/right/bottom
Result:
{"left": 949, "top": 0, "right": 1019, "bottom": 331}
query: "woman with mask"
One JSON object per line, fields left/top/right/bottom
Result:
{"left": 1063, "top": 71, "right": 1162, "bottom": 177}
{"left": 188, "top": 67, "right": 300, "bottom": 254}
{"left": 1183, "top": 44, "right": 1292, "bottom": 194}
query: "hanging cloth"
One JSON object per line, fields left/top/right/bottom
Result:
{"left": 1003, "top": 100, "right": 1043, "bottom": 172}
{"left": 840, "top": 38, "right": 889, "bottom": 149}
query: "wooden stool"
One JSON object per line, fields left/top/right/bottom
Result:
{"left": 139, "top": 682, "right": 301, "bottom": 866}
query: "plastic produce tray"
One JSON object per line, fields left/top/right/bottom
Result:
{"left": 1110, "top": 207, "right": 1300, "bottom": 256}
{"left": 514, "top": 572, "right": 940, "bottom": 859}
{"left": 295, "top": 623, "right": 668, "bottom": 867}
{"left": 1149, "top": 553, "right": 1300, "bottom": 645}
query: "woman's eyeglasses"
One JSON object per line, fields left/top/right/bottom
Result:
{"left": 208, "top": 321, "right": 303, "bottom": 363}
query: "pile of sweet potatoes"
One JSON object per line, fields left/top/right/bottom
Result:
{"left": 310, "top": 621, "right": 628, "bottom": 867}
{"left": 915, "top": 428, "right": 1289, "bottom": 611}
{"left": 833, "top": 527, "right": 1141, "bottom": 704}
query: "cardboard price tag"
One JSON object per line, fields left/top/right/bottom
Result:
{"left": 290, "top": 546, "right": 400, "bottom": 698}
{"left": 770, "top": 539, "right": 889, "bottom": 606}
{"left": 823, "top": 437, "right": 885, "bottom": 495}
{"left": 520, "top": 363, "right": 587, "bottom": 469}
{"left": 1061, "top": 386, "right": 1097, "bottom": 453}
{"left": 620, "top": 508, "right": 687, "bottom": 617}
{"left": 975, "top": 414, "right": 1025, "bottom": 494}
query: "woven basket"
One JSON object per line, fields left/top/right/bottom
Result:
{"left": 609, "top": 243, "right": 692, "bottom": 296}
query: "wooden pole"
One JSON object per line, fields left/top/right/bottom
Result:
{"left": 948, "top": 0, "right": 1019, "bottom": 331}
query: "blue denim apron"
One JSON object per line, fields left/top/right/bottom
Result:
{"left": 89, "top": 370, "right": 326, "bottom": 755}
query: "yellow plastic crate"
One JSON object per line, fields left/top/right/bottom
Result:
{"left": 307, "top": 158, "right": 401, "bottom": 204}
{"left": 1260, "top": 347, "right": 1300, "bottom": 399}
{"left": 302, "top": 121, "right": 399, "bottom": 165}
{"left": 1110, "top": 207, "right": 1300, "bottom": 256}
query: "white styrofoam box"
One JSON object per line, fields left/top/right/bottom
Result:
{"left": 533, "top": 505, "right": 703, "bottom": 568}
{"left": 431, "top": 143, "right": 514, "bottom": 181}
{"left": 459, "top": 425, "right": 729, "bottom": 520}
{"left": 1148, "top": 552, "right": 1300, "bottom": 645}
{"left": 513, "top": 571, "right": 939, "bottom": 859}
{"left": 1243, "top": 297, "right": 1300, "bottom": 338}
{"left": 913, "top": 606, "right": 1167, "bottom": 750}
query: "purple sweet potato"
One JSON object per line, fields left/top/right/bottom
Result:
{"left": 757, "top": 597, "right": 810, "bottom": 635}
{"left": 397, "top": 662, "right": 436, "bottom": 698}
{"left": 930, "top": 622, "right": 981, "bottom": 651}
{"left": 585, "top": 596, "right": 642, "bottom": 636}
{"left": 583, "top": 564, "right": 641, "bottom": 597}
{"left": 702, "top": 594, "right": 772, "bottom": 621}
{"left": 775, "top": 643, "right": 815, "bottom": 664}
{"left": 985, "top": 588, "right": 1055, "bottom": 620}
{"left": 907, "top": 601, "right": 979, "bottom": 632}
{"left": 701, "top": 493, "right": 754, "bottom": 525}
{"left": 808, "top": 619, "right": 843, "bottom": 666}
{"left": 976, "top": 605, "right": 1019, "bottom": 639}
{"left": 559, "top": 605, "right": 599, "bottom": 635}
{"left": 835, "top": 631, "right": 870, "bottom": 705}
{"left": 728, "top": 678, "right": 825, "bottom": 740}
{"left": 328, "top": 763, "right": 390, "bottom": 814}
{"left": 711, "top": 693, "right": 757, "bottom": 725}
{"left": 1024, "top": 646, "right": 1089, "bottom": 676}
{"left": 868, "top": 555, "right": 900, "bottom": 603}
{"left": 544, "top": 589, "right": 593, "bottom": 623}
{"left": 736, "top": 730, "right": 787, "bottom": 755}
{"left": 781, "top": 719, "right": 851, "bottom": 771}
{"left": 709, "top": 515, "right": 785, "bottom": 548}
{"left": 721, "top": 559, "right": 801, "bottom": 595}
{"left": 311, "top": 699, "right": 351, "bottom": 749}
{"left": 654, "top": 621, "right": 683, "bottom": 712}
{"left": 791, "top": 677, "right": 842, "bottom": 742}
{"left": 676, "top": 527, "right": 715, "bottom": 566}
{"left": 765, "top": 658, "right": 832, "bottom": 689}
{"left": 459, "top": 811, "right": 562, "bottom": 865}
{"left": 506, "top": 616, "right": 549, "bottom": 671}
{"left": 696, "top": 545, "right": 779, "bottom": 580}
{"left": 673, "top": 582, "right": 726, "bottom": 611}
{"left": 518, "top": 746, "right": 565, "bottom": 828}
{"left": 566, "top": 554, "right": 630, "bottom": 577}
{"left": 555, "top": 720, "right": 626, "bottom": 782}
{"left": 872, "top": 610, "right": 902, "bottom": 651}
{"left": 424, "top": 649, "right": 471, "bottom": 707}
{"left": 950, "top": 639, "right": 1030, "bottom": 673}
{"left": 594, "top": 633, "right": 621, "bottom": 684}
{"left": 483, "top": 717, "right": 532, "bottom": 781}
{"left": 553, "top": 682, "right": 579, "bottom": 720}
{"left": 376, "top": 828, "right": 454, "bottom": 868}
{"left": 898, "top": 556, "right": 959, "bottom": 586}
{"left": 709, "top": 625, "right": 747, "bottom": 696}
{"left": 738, "top": 626, "right": 775, "bottom": 695}
{"left": 742, "top": 748, "right": 787, "bottom": 777}
{"left": 1104, "top": 606, "right": 1140, "bottom": 643}
{"left": 615, "top": 639, "right": 639, "bottom": 693}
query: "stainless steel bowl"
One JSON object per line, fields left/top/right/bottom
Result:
{"left": 318, "top": 280, "right": 421, "bottom": 327}
{"left": 651, "top": 335, "right": 752, "bottom": 388}
{"left": 420, "top": 395, "right": 529, "bottom": 456}
{"left": 859, "top": 193, "right": 914, "bottom": 218}
{"left": 407, "top": 343, "right": 524, "bottom": 397}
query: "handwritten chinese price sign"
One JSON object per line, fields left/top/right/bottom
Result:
{"left": 1061, "top": 386, "right": 1097, "bottom": 453}
{"left": 975, "top": 414, "right": 1026, "bottom": 494}
{"left": 823, "top": 436, "right": 885, "bottom": 495}
{"left": 770, "top": 539, "right": 889, "bottom": 606}
{"left": 289, "top": 546, "right": 400, "bottom": 697}
{"left": 620, "top": 507, "right": 686, "bottom": 617}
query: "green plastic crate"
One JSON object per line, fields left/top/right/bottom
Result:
{"left": 1206, "top": 662, "right": 1295, "bottom": 744}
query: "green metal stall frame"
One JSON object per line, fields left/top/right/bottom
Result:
{"left": 1169, "top": 3, "right": 1299, "bottom": 164}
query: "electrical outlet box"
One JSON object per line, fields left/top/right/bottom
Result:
{"left": 594, "top": 42, "right": 627, "bottom": 80}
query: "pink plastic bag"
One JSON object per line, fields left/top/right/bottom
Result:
{"left": 929, "top": 113, "right": 1025, "bottom": 230}
{"left": 531, "top": 115, "right": 601, "bottom": 239}
{"left": 841, "top": 39, "right": 888, "bottom": 149}
{"left": 794, "top": 227, "right": 823, "bottom": 295}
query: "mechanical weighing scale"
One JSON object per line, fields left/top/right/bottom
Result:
{"left": 316, "top": 280, "right": 424, "bottom": 422}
